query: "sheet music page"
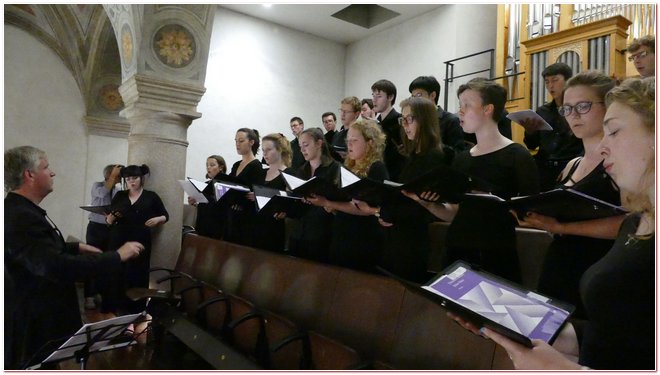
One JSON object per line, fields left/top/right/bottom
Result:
{"left": 178, "top": 180, "right": 208, "bottom": 204}
{"left": 340, "top": 166, "right": 360, "bottom": 188}
{"left": 187, "top": 177, "right": 208, "bottom": 192}
{"left": 281, "top": 172, "right": 310, "bottom": 190}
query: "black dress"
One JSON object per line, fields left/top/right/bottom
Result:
{"left": 288, "top": 156, "right": 341, "bottom": 262}
{"left": 329, "top": 160, "right": 389, "bottom": 273}
{"left": 537, "top": 159, "right": 620, "bottom": 318}
{"left": 578, "top": 214, "right": 654, "bottom": 369}
{"left": 107, "top": 189, "right": 169, "bottom": 313}
{"left": 194, "top": 174, "right": 229, "bottom": 240}
{"left": 224, "top": 159, "right": 263, "bottom": 247}
{"left": 5, "top": 192, "right": 122, "bottom": 369}
{"left": 445, "top": 143, "right": 539, "bottom": 283}
{"left": 379, "top": 148, "right": 448, "bottom": 283}
{"left": 252, "top": 168, "right": 294, "bottom": 253}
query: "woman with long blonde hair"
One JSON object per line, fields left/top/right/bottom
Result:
{"left": 307, "top": 119, "right": 388, "bottom": 271}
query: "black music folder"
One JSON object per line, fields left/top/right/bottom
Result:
{"left": 508, "top": 188, "right": 627, "bottom": 222}
{"left": 281, "top": 172, "right": 350, "bottom": 202}
{"left": 340, "top": 165, "right": 476, "bottom": 205}
{"left": 253, "top": 185, "right": 311, "bottom": 219}
{"left": 80, "top": 205, "right": 111, "bottom": 215}
{"left": 212, "top": 176, "right": 251, "bottom": 204}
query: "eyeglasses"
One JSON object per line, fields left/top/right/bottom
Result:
{"left": 411, "top": 92, "right": 424, "bottom": 98}
{"left": 628, "top": 50, "right": 650, "bottom": 62}
{"left": 398, "top": 115, "right": 416, "bottom": 126}
{"left": 558, "top": 101, "right": 604, "bottom": 117}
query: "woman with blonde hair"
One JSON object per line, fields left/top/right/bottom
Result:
{"left": 451, "top": 77, "right": 655, "bottom": 370}
{"left": 307, "top": 119, "right": 389, "bottom": 271}
{"left": 252, "top": 133, "right": 293, "bottom": 252}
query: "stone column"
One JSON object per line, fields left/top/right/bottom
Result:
{"left": 119, "top": 74, "right": 205, "bottom": 286}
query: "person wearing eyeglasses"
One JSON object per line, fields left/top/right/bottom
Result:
{"left": 409, "top": 75, "right": 465, "bottom": 153}
{"left": 403, "top": 79, "right": 539, "bottom": 283}
{"left": 627, "top": 35, "right": 655, "bottom": 78}
{"left": 451, "top": 77, "right": 655, "bottom": 371}
{"left": 5, "top": 146, "right": 143, "bottom": 369}
{"left": 331, "top": 96, "right": 361, "bottom": 162}
{"left": 522, "top": 63, "right": 584, "bottom": 191}
{"left": 515, "top": 71, "right": 626, "bottom": 319}
{"left": 354, "top": 97, "right": 449, "bottom": 283}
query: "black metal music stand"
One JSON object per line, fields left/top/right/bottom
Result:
{"left": 33, "top": 312, "right": 146, "bottom": 370}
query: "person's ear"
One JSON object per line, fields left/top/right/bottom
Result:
{"left": 483, "top": 103, "right": 494, "bottom": 117}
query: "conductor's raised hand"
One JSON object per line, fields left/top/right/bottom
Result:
{"left": 117, "top": 241, "right": 145, "bottom": 261}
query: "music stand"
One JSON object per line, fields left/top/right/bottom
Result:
{"left": 32, "top": 312, "right": 146, "bottom": 370}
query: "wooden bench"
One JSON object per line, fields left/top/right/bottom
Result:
{"left": 176, "top": 233, "right": 512, "bottom": 369}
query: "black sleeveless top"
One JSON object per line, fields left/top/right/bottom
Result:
{"left": 536, "top": 158, "right": 621, "bottom": 318}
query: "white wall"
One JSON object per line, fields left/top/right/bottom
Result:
{"left": 4, "top": 25, "right": 93, "bottom": 240}
{"left": 345, "top": 4, "right": 498, "bottom": 114}
{"left": 188, "top": 8, "right": 346, "bottom": 179}
{"left": 4, "top": 5, "right": 498, "bottom": 237}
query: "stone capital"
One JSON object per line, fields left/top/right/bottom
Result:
{"left": 84, "top": 115, "right": 131, "bottom": 138}
{"left": 119, "top": 74, "right": 205, "bottom": 120}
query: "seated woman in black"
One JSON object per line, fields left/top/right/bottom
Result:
{"left": 357, "top": 97, "right": 448, "bottom": 283}
{"left": 225, "top": 128, "right": 263, "bottom": 247}
{"left": 306, "top": 119, "right": 388, "bottom": 273}
{"left": 106, "top": 164, "right": 168, "bottom": 314}
{"left": 288, "top": 127, "right": 341, "bottom": 263}
{"left": 406, "top": 79, "right": 539, "bottom": 283}
{"left": 252, "top": 133, "right": 293, "bottom": 253}
{"left": 451, "top": 77, "right": 655, "bottom": 370}
{"left": 188, "top": 154, "right": 228, "bottom": 239}
{"left": 517, "top": 71, "right": 625, "bottom": 319}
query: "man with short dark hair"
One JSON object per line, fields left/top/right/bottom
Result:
{"left": 627, "top": 35, "right": 655, "bottom": 78}
{"left": 289, "top": 116, "right": 305, "bottom": 169}
{"left": 523, "top": 62, "right": 583, "bottom": 191}
{"left": 409, "top": 75, "right": 464, "bottom": 151}
{"left": 371, "top": 79, "right": 406, "bottom": 181}
{"left": 5, "top": 145, "right": 143, "bottom": 369}
{"left": 321, "top": 112, "right": 337, "bottom": 145}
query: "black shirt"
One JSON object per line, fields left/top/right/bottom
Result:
{"left": 579, "top": 214, "right": 654, "bottom": 369}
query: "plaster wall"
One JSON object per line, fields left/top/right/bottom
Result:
{"left": 4, "top": 25, "right": 104, "bottom": 240}
{"left": 345, "top": 4, "right": 498, "bottom": 114}
{"left": 189, "top": 8, "right": 346, "bottom": 179}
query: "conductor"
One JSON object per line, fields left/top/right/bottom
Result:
{"left": 4, "top": 146, "right": 144, "bottom": 369}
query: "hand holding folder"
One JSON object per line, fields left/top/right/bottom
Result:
{"left": 465, "top": 188, "right": 627, "bottom": 223}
